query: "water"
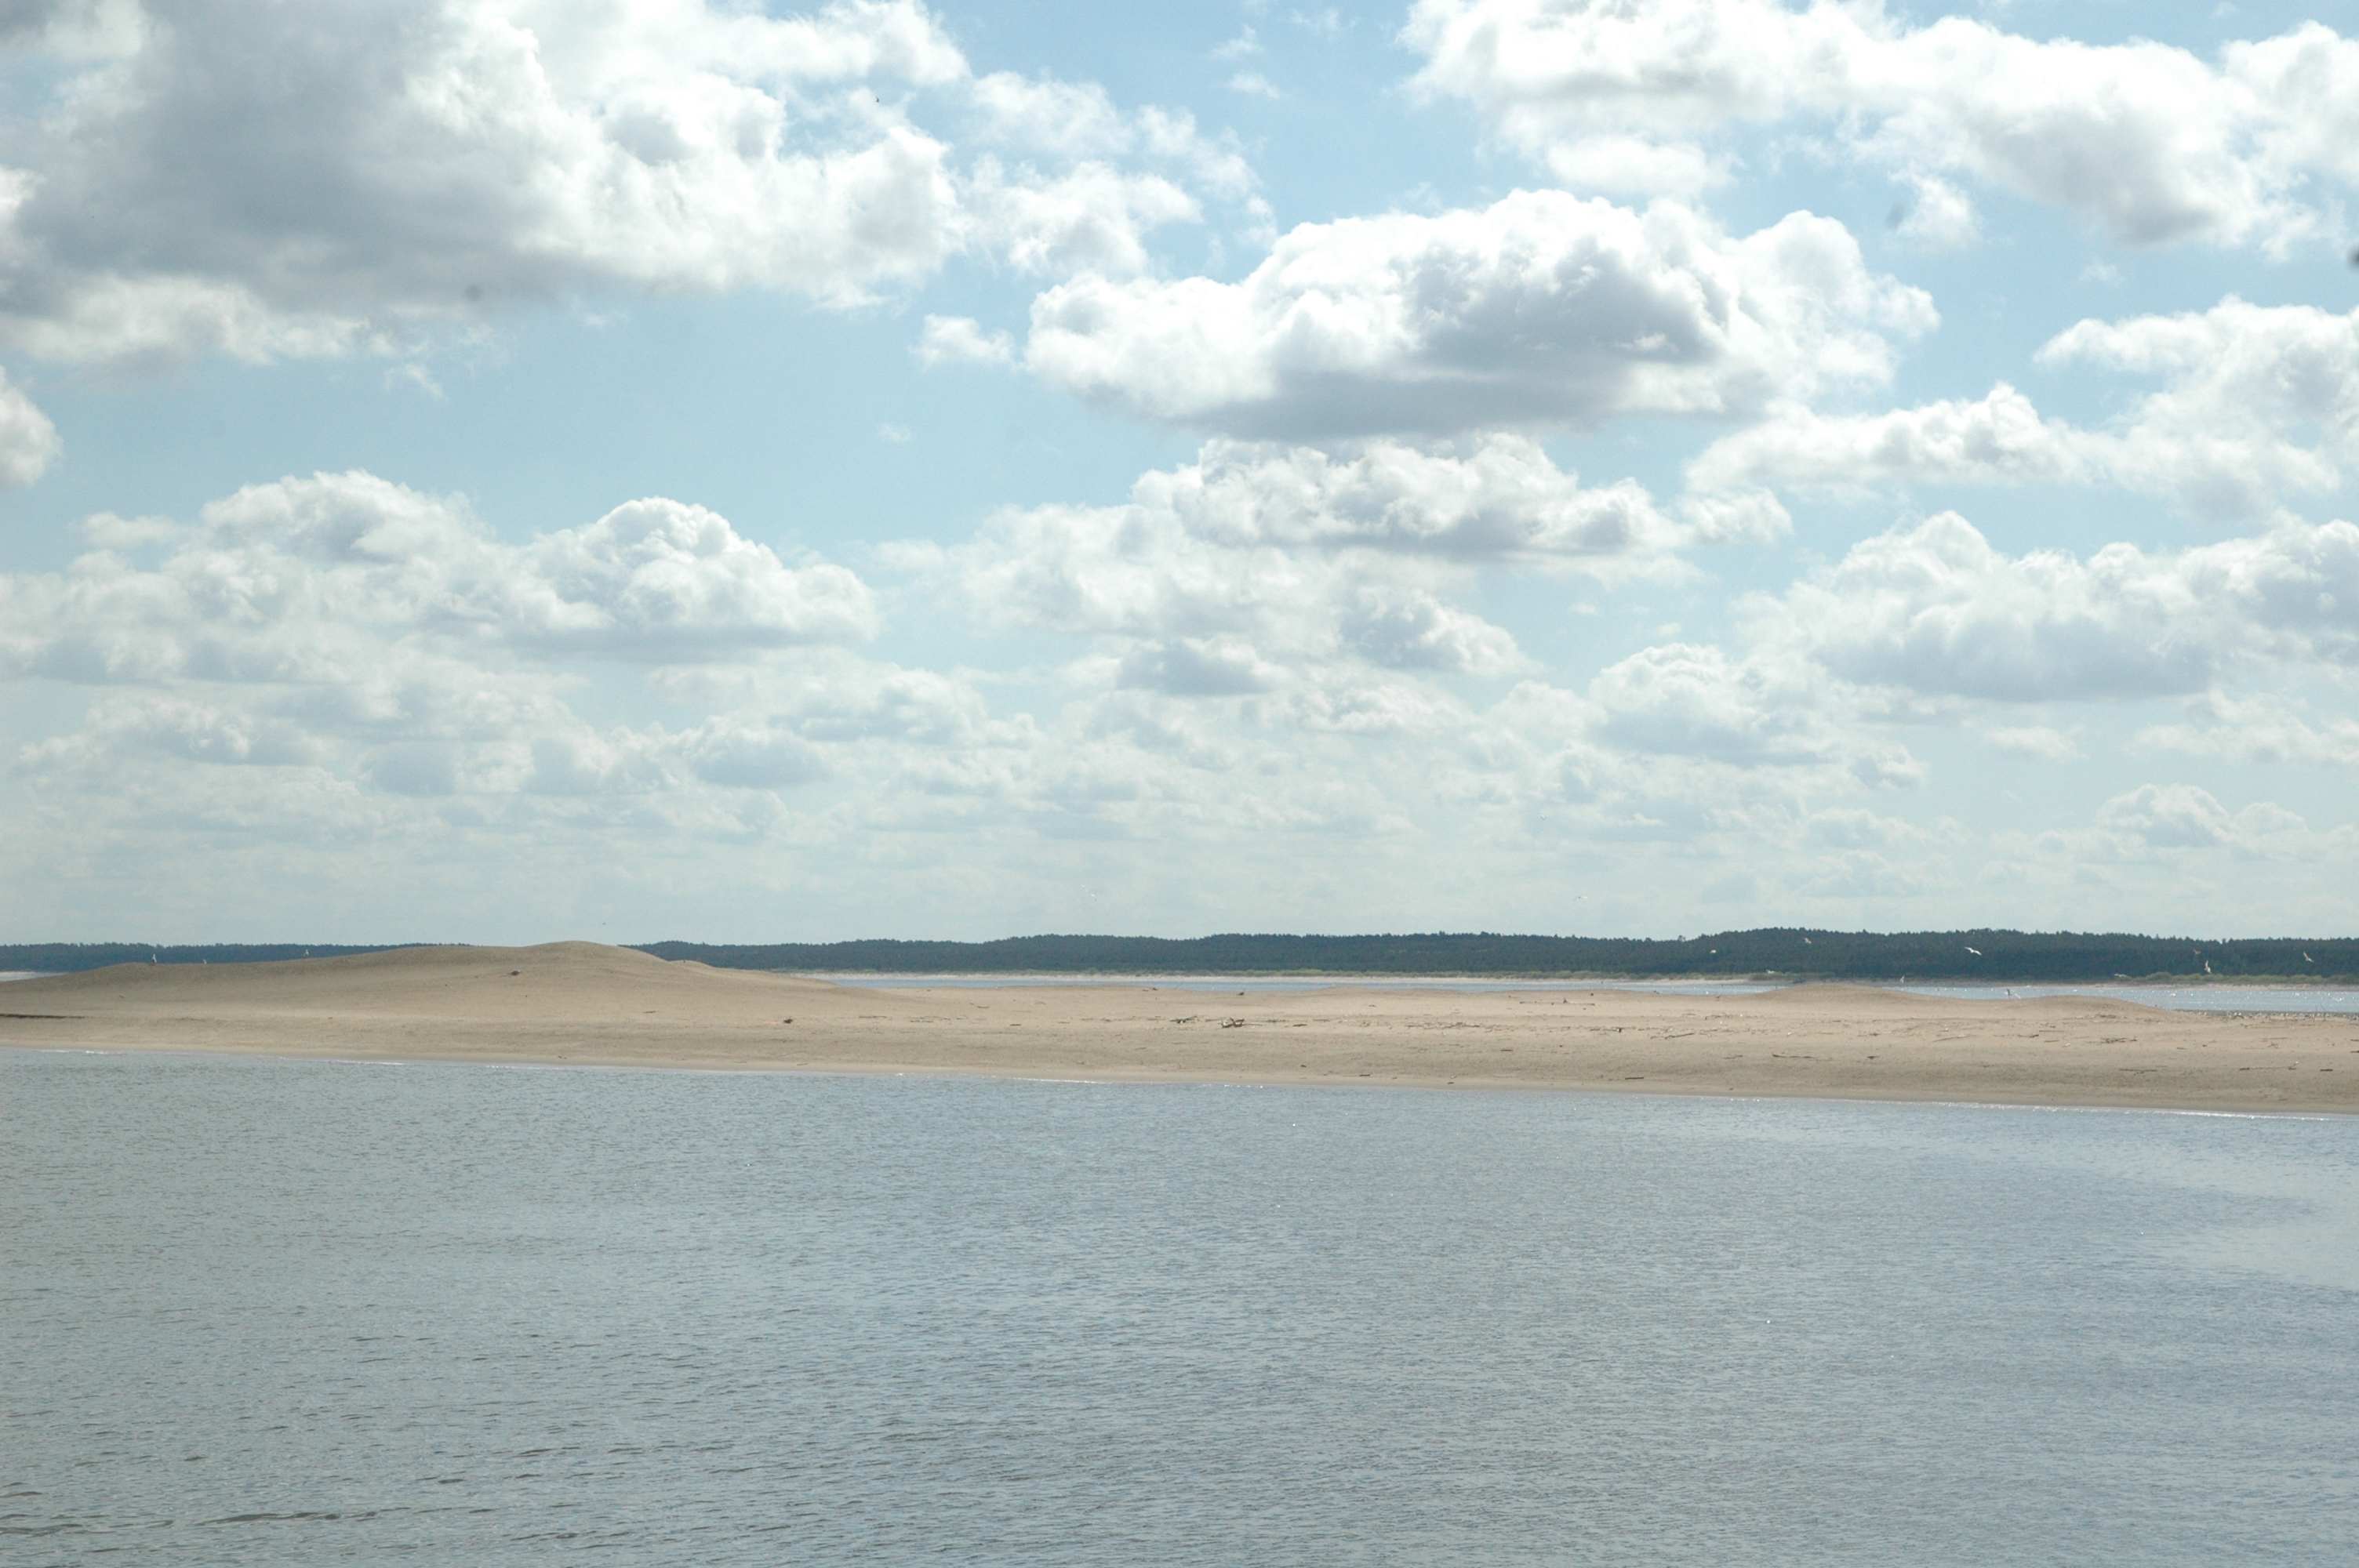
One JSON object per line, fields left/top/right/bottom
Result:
{"left": 1891, "top": 984, "right": 2359, "bottom": 1014}
{"left": 827, "top": 975, "right": 2359, "bottom": 1011}
{"left": 823, "top": 974, "right": 1783, "bottom": 997}
{"left": 5, "top": 1051, "right": 2356, "bottom": 1565}
{"left": 8, "top": 969, "right": 2354, "bottom": 1011}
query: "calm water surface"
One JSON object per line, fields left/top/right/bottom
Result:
{"left": 5, "top": 1051, "right": 2355, "bottom": 1565}
{"left": 827, "top": 975, "right": 2359, "bottom": 1012}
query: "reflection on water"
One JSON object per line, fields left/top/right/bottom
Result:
{"left": 5, "top": 1052, "right": 2354, "bottom": 1565}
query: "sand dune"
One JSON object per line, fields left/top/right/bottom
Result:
{"left": 5, "top": 941, "right": 2355, "bottom": 1112}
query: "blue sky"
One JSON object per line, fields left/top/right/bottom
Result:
{"left": 2, "top": 0, "right": 2357, "bottom": 942}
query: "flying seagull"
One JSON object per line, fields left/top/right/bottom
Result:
{"left": 1965, "top": 946, "right": 1982, "bottom": 956}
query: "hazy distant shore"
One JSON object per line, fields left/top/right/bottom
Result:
{"left": 5, "top": 942, "right": 2354, "bottom": 1114}
{"left": 9, "top": 929, "right": 2357, "bottom": 985}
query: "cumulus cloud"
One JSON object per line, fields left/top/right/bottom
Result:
{"left": 0, "top": 0, "right": 960, "bottom": 364}
{"left": 1688, "top": 383, "right": 2088, "bottom": 500}
{"left": 508, "top": 496, "right": 878, "bottom": 658}
{"left": 0, "top": 466, "right": 1118, "bottom": 936}
{"left": 1750, "top": 510, "right": 2359, "bottom": 703}
{"left": 2136, "top": 694, "right": 2359, "bottom": 768}
{"left": 1023, "top": 191, "right": 1932, "bottom": 438}
{"left": 1405, "top": 0, "right": 2359, "bottom": 252}
{"left": 964, "top": 159, "right": 1201, "bottom": 277}
{"left": 0, "top": 471, "right": 880, "bottom": 786}
{"left": 1691, "top": 300, "right": 2359, "bottom": 521}
{"left": 0, "top": 368, "right": 60, "bottom": 487}
{"left": 0, "top": 0, "right": 1256, "bottom": 371}
{"left": 1587, "top": 641, "right": 1918, "bottom": 784}
{"left": 925, "top": 434, "right": 1769, "bottom": 695}
{"left": 915, "top": 314, "right": 1015, "bottom": 366}
{"left": 1981, "top": 724, "right": 2079, "bottom": 762}
{"left": 968, "top": 74, "right": 1256, "bottom": 198}
{"left": 1452, "top": 669, "right": 1928, "bottom": 859}
{"left": 2036, "top": 298, "right": 2359, "bottom": 518}
{"left": 1888, "top": 175, "right": 1978, "bottom": 252}
{"left": 13, "top": 463, "right": 2354, "bottom": 935}
{"left": 2090, "top": 784, "right": 2315, "bottom": 858}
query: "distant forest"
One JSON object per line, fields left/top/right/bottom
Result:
{"left": 6, "top": 931, "right": 2354, "bottom": 982}
{"left": 644, "top": 931, "right": 2356, "bottom": 982}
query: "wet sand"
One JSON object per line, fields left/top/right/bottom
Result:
{"left": 4, "top": 941, "right": 2355, "bottom": 1112}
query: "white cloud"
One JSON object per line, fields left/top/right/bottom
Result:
{"left": 1981, "top": 724, "right": 2079, "bottom": 762}
{"left": 1589, "top": 642, "right": 1853, "bottom": 768}
{"left": 0, "top": 1, "right": 1258, "bottom": 372}
{"left": 1540, "top": 134, "right": 1725, "bottom": 198}
{"left": 909, "top": 436, "right": 1794, "bottom": 710}
{"left": 0, "top": 472, "right": 878, "bottom": 699}
{"left": 1025, "top": 191, "right": 1932, "bottom": 437}
{"left": 1212, "top": 27, "right": 1261, "bottom": 63}
{"left": 968, "top": 70, "right": 1134, "bottom": 157}
{"left": 915, "top": 313, "right": 1016, "bottom": 367}
{"left": 0, "top": 368, "right": 60, "bottom": 487}
{"left": 2092, "top": 783, "right": 2311, "bottom": 857}
{"left": 2037, "top": 298, "right": 2359, "bottom": 518}
{"left": 965, "top": 73, "right": 1253, "bottom": 196}
{"left": 1890, "top": 174, "right": 1978, "bottom": 252}
{"left": 2135, "top": 694, "right": 2359, "bottom": 768}
{"left": 1457, "top": 667, "right": 1927, "bottom": 847}
{"left": 0, "top": 0, "right": 965, "bottom": 365}
{"left": 964, "top": 158, "right": 1199, "bottom": 276}
{"left": 1691, "top": 300, "right": 2359, "bottom": 521}
{"left": 935, "top": 434, "right": 1739, "bottom": 666}
{"left": 1690, "top": 383, "right": 2088, "bottom": 499}
{"left": 1750, "top": 510, "right": 2359, "bottom": 703}
{"left": 12, "top": 460, "right": 2356, "bottom": 938}
{"left": 1116, "top": 637, "right": 1283, "bottom": 696}
{"left": 511, "top": 495, "right": 878, "bottom": 658}
{"left": 1405, "top": 1, "right": 2359, "bottom": 252}
{"left": 0, "top": 466, "right": 1004, "bottom": 915}
{"left": 675, "top": 715, "right": 831, "bottom": 790}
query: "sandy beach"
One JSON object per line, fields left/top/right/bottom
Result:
{"left": 4, "top": 941, "right": 2355, "bottom": 1112}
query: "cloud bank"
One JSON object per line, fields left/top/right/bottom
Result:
{"left": 1407, "top": 0, "right": 2359, "bottom": 252}
{"left": 1026, "top": 191, "right": 1932, "bottom": 437}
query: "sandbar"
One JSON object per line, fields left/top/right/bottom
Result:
{"left": 4, "top": 942, "right": 2356, "bottom": 1112}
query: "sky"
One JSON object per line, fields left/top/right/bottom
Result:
{"left": 2, "top": 0, "right": 2357, "bottom": 945}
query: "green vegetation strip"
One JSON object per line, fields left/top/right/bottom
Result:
{"left": 6, "top": 932, "right": 2352, "bottom": 982}
{"left": 636, "top": 931, "right": 2357, "bottom": 983}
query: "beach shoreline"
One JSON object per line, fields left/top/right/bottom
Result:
{"left": 5, "top": 941, "right": 2356, "bottom": 1114}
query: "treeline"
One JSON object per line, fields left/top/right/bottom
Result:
{"left": 635, "top": 930, "right": 2359, "bottom": 982}
{"left": 0, "top": 942, "right": 411, "bottom": 975}
{"left": 9, "top": 931, "right": 2354, "bottom": 982}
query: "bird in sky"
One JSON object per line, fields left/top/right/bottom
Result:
{"left": 1965, "top": 946, "right": 1983, "bottom": 956}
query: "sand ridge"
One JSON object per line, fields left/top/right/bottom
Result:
{"left": 5, "top": 941, "right": 2357, "bottom": 1112}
